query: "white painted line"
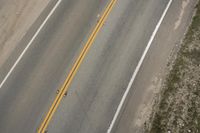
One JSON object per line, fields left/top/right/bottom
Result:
{"left": 0, "top": 0, "right": 62, "bottom": 89}
{"left": 107, "top": 0, "right": 173, "bottom": 132}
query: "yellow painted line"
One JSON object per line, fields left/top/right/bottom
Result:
{"left": 37, "top": 0, "right": 117, "bottom": 132}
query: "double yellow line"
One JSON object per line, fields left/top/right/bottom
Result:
{"left": 37, "top": 0, "right": 117, "bottom": 132}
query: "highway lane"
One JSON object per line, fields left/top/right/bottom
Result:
{"left": 46, "top": 0, "right": 170, "bottom": 133}
{"left": 37, "top": 1, "right": 117, "bottom": 132}
{"left": 0, "top": 0, "right": 108, "bottom": 132}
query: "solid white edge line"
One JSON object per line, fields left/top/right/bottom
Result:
{"left": 0, "top": 0, "right": 62, "bottom": 89}
{"left": 106, "top": 0, "right": 173, "bottom": 132}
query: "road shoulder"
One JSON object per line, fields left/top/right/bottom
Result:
{"left": 113, "top": 0, "right": 198, "bottom": 132}
{"left": 0, "top": 0, "right": 50, "bottom": 67}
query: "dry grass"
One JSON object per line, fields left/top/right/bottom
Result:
{"left": 146, "top": 1, "right": 200, "bottom": 133}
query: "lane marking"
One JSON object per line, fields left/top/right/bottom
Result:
{"left": 107, "top": 0, "right": 173, "bottom": 132}
{"left": 0, "top": 0, "right": 62, "bottom": 89}
{"left": 37, "top": 0, "right": 117, "bottom": 132}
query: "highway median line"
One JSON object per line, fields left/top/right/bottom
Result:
{"left": 37, "top": 0, "right": 117, "bottom": 132}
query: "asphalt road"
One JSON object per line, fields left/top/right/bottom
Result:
{"left": 0, "top": 0, "right": 196, "bottom": 133}
{"left": 114, "top": 0, "right": 198, "bottom": 132}
{"left": 0, "top": 0, "right": 108, "bottom": 132}
{"left": 47, "top": 0, "right": 168, "bottom": 132}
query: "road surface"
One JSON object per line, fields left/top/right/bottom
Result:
{"left": 0, "top": 0, "right": 108, "bottom": 132}
{"left": 0, "top": 0, "right": 197, "bottom": 133}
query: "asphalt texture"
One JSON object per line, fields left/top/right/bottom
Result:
{"left": 0, "top": 0, "right": 197, "bottom": 133}
{"left": 47, "top": 0, "right": 168, "bottom": 132}
{"left": 0, "top": 0, "right": 107, "bottom": 132}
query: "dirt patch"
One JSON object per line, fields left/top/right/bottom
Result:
{"left": 133, "top": 75, "right": 162, "bottom": 133}
{"left": 174, "top": 0, "right": 190, "bottom": 30}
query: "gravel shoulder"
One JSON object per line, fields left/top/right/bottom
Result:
{"left": 0, "top": 0, "right": 49, "bottom": 67}
{"left": 145, "top": 1, "right": 200, "bottom": 132}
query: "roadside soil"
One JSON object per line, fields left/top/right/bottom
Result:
{"left": 144, "top": 0, "right": 200, "bottom": 132}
